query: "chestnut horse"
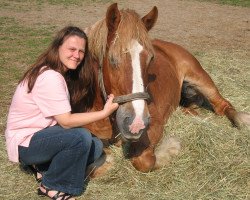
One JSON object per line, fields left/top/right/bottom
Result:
{"left": 83, "top": 3, "right": 250, "bottom": 174}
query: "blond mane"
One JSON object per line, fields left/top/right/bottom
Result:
{"left": 87, "top": 9, "right": 154, "bottom": 65}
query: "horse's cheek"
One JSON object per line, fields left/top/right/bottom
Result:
{"left": 131, "top": 149, "right": 156, "bottom": 172}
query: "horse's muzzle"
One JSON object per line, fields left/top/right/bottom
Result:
{"left": 115, "top": 103, "right": 150, "bottom": 141}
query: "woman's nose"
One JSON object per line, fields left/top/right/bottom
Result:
{"left": 74, "top": 51, "right": 80, "bottom": 58}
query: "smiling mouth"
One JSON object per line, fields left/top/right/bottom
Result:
{"left": 71, "top": 60, "right": 79, "bottom": 63}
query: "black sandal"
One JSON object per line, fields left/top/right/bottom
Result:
{"left": 38, "top": 184, "right": 73, "bottom": 200}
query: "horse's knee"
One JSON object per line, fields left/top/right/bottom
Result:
{"left": 131, "top": 148, "right": 156, "bottom": 173}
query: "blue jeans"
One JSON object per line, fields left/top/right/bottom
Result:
{"left": 18, "top": 125, "right": 103, "bottom": 195}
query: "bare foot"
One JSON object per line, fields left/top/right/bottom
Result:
{"left": 36, "top": 171, "right": 42, "bottom": 180}
{"left": 31, "top": 165, "right": 42, "bottom": 182}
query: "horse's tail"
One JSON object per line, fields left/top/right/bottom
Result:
{"left": 154, "top": 136, "right": 181, "bottom": 168}
{"left": 224, "top": 107, "right": 250, "bottom": 128}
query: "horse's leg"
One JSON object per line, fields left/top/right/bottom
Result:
{"left": 181, "top": 55, "right": 250, "bottom": 127}
{"left": 129, "top": 143, "right": 156, "bottom": 173}
{"left": 129, "top": 116, "right": 180, "bottom": 172}
{"left": 180, "top": 80, "right": 213, "bottom": 115}
{"left": 86, "top": 147, "right": 114, "bottom": 179}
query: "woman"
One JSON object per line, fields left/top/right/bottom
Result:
{"left": 5, "top": 26, "right": 119, "bottom": 199}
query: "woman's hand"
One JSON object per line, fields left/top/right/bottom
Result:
{"left": 103, "top": 94, "right": 119, "bottom": 116}
{"left": 54, "top": 94, "right": 119, "bottom": 129}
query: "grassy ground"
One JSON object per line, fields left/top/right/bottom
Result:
{"left": 0, "top": 0, "right": 249, "bottom": 199}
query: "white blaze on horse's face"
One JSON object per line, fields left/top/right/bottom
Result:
{"left": 128, "top": 39, "right": 146, "bottom": 134}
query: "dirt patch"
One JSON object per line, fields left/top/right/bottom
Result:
{"left": 0, "top": 0, "right": 249, "bottom": 53}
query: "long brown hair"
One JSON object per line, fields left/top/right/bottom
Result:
{"left": 20, "top": 26, "right": 96, "bottom": 112}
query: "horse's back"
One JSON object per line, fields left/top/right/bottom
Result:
{"left": 153, "top": 39, "right": 203, "bottom": 76}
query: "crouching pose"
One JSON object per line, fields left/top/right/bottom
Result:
{"left": 5, "top": 26, "right": 118, "bottom": 199}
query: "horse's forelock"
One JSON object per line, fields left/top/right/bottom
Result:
{"left": 88, "top": 9, "right": 154, "bottom": 66}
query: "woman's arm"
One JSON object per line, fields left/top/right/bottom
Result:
{"left": 54, "top": 94, "right": 118, "bottom": 129}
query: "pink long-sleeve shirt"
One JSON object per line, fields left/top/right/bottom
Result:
{"left": 5, "top": 69, "right": 71, "bottom": 163}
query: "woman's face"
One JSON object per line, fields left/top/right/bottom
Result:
{"left": 59, "top": 35, "right": 86, "bottom": 71}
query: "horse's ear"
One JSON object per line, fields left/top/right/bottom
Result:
{"left": 141, "top": 6, "right": 158, "bottom": 31}
{"left": 106, "top": 3, "right": 121, "bottom": 45}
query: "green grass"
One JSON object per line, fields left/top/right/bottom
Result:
{"left": 196, "top": 0, "right": 250, "bottom": 7}
{"left": 0, "top": 0, "right": 112, "bottom": 8}
{"left": 0, "top": 17, "right": 53, "bottom": 63}
{"left": 0, "top": 0, "right": 249, "bottom": 200}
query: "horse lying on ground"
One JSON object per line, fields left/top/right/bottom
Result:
{"left": 81, "top": 3, "right": 250, "bottom": 175}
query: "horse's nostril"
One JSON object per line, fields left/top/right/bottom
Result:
{"left": 123, "top": 117, "right": 131, "bottom": 132}
{"left": 124, "top": 117, "right": 130, "bottom": 124}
